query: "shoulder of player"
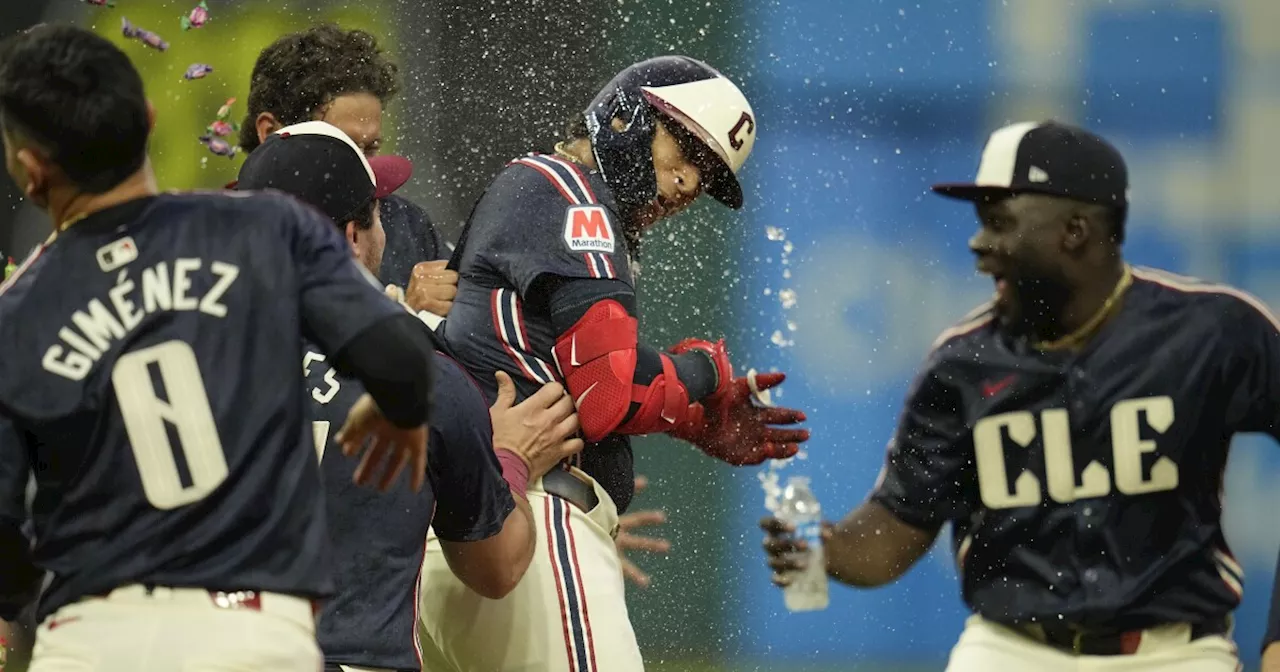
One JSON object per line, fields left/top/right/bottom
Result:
{"left": 157, "top": 189, "right": 310, "bottom": 222}
{"left": 1130, "top": 265, "right": 1280, "bottom": 330}
{"left": 926, "top": 300, "right": 998, "bottom": 355}
{"left": 497, "top": 153, "right": 607, "bottom": 208}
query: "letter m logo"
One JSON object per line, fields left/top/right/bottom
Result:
{"left": 563, "top": 205, "right": 615, "bottom": 253}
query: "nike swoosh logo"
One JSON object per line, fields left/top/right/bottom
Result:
{"left": 570, "top": 335, "right": 581, "bottom": 367}
{"left": 575, "top": 382, "right": 599, "bottom": 408}
{"left": 982, "top": 375, "right": 1017, "bottom": 398}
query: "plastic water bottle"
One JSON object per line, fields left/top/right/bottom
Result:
{"left": 777, "top": 476, "right": 829, "bottom": 612}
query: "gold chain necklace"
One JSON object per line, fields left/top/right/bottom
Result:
{"left": 553, "top": 141, "right": 583, "bottom": 164}
{"left": 1033, "top": 265, "right": 1133, "bottom": 351}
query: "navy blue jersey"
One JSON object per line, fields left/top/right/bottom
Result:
{"left": 0, "top": 192, "right": 402, "bottom": 622}
{"left": 380, "top": 194, "right": 446, "bottom": 289}
{"left": 871, "top": 266, "right": 1280, "bottom": 630}
{"left": 306, "top": 337, "right": 514, "bottom": 670}
{"left": 441, "top": 153, "right": 639, "bottom": 510}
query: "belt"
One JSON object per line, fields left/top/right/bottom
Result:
{"left": 91, "top": 585, "right": 321, "bottom": 618}
{"left": 542, "top": 468, "right": 599, "bottom": 513}
{"left": 1016, "top": 615, "right": 1230, "bottom": 656}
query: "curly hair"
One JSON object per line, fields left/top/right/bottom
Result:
{"left": 239, "top": 24, "right": 399, "bottom": 153}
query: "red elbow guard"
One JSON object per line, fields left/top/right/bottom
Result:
{"left": 552, "top": 300, "right": 698, "bottom": 441}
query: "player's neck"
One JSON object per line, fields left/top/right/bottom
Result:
{"left": 49, "top": 162, "right": 159, "bottom": 233}
{"left": 553, "top": 138, "right": 597, "bottom": 170}
{"left": 1037, "top": 259, "right": 1129, "bottom": 350}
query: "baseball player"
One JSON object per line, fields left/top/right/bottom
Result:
{"left": 421, "top": 55, "right": 811, "bottom": 671}
{"left": 242, "top": 22, "right": 675, "bottom": 582}
{"left": 235, "top": 120, "right": 587, "bottom": 672}
{"left": 760, "top": 120, "right": 1267, "bottom": 671}
{"left": 238, "top": 24, "right": 448, "bottom": 305}
{"left": 0, "top": 25, "right": 434, "bottom": 671}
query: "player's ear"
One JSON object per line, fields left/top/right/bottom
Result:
{"left": 343, "top": 220, "right": 361, "bottom": 254}
{"left": 146, "top": 100, "right": 157, "bottom": 131}
{"left": 255, "top": 112, "right": 281, "bottom": 145}
{"left": 14, "top": 147, "right": 48, "bottom": 206}
{"left": 1062, "top": 212, "right": 1090, "bottom": 253}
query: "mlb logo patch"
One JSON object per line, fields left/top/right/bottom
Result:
{"left": 96, "top": 236, "right": 138, "bottom": 272}
{"left": 563, "top": 205, "right": 615, "bottom": 253}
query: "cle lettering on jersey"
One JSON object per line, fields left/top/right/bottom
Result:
{"left": 42, "top": 258, "right": 241, "bottom": 381}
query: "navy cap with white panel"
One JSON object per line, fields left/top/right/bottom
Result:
{"left": 236, "top": 120, "right": 413, "bottom": 225}
{"left": 931, "top": 121, "right": 1128, "bottom": 209}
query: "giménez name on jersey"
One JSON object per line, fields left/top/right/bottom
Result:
{"left": 42, "top": 258, "right": 241, "bottom": 381}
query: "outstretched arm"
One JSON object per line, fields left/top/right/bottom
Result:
{"left": 763, "top": 500, "right": 937, "bottom": 588}
{"left": 760, "top": 352, "right": 967, "bottom": 589}
{"left": 544, "top": 276, "right": 808, "bottom": 464}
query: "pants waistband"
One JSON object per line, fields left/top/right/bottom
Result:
{"left": 1009, "top": 614, "right": 1231, "bottom": 656}
{"left": 81, "top": 584, "right": 319, "bottom": 630}
{"left": 541, "top": 467, "right": 600, "bottom": 513}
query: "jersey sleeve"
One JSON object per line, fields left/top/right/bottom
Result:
{"left": 0, "top": 416, "right": 38, "bottom": 621}
{"left": 426, "top": 355, "right": 516, "bottom": 542}
{"left": 1221, "top": 292, "right": 1280, "bottom": 439}
{"left": 282, "top": 196, "right": 404, "bottom": 356}
{"left": 869, "top": 351, "right": 972, "bottom": 531}
{"left": 476, "top": 160, "right": 634, "bottom": 298}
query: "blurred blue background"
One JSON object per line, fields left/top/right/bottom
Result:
{"left": 729, "top": 1, "right": 1280, "bottom": 670}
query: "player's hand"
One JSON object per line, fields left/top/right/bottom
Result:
{"left": 335, "top": 393, "right": 429, "bottom": 492}
{"left": 384, "top": 284, "right": 411, "bottom": 311}
{"left": 405, "top": 260, "right": 458, "bottom": 317}
{"left": 615, "top": 475, "right": 671, "bottom": 589}
{"left": 672, "top": 370, "right": 809, "bottom": 466}
{"left": 759, "top": 516, "right": 831, "bottom": 587}
{"left": 490, "top": 371, "right": 584, "bottom": 480}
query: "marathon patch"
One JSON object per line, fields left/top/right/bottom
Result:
{"left": 563, "top": 205, "right": 615, "bottom": 253}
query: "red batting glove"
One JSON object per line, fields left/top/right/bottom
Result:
{"left": 670, "top": 371, "right": 810, "bottom": 466}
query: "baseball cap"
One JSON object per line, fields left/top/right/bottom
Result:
{"left": 235, "top": 120, "right": 413, "bottom": 223}
{"left": 931, "top": 121, "right": 1128, "bottom": 208}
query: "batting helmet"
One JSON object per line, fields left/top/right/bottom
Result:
{"left": 584, "top": 56, "right": 757, "bottom": 217}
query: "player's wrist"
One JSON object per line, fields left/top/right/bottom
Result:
{"left": 669, "top": 338, "right": 733, "bottom": 398}
{"left": 494, "top": 448, "right": 531, "bottom": 498}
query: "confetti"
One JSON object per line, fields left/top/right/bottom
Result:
{"left": 183, "top": 63, "right": 214, "bottom": 81}
{"left": 215, "top": 97, "right": 236, "bottom": 121}
{"left": 199, "top": 135, "right": 238, "bottom": 159}
{"left": 181, "top": 1, "right": 210, "bottom": 30}
{"left": 206, "top": 120, "right": 234, "bottom": 137}
{"left": 205, "top": 98, "right": 240, "bottom": 138}
{"left": 121, "top": 17, "right": 168, "bottom": 51}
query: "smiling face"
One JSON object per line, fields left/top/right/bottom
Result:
{"left": 969, "top": 193, "right": 1079, "bottom": 331}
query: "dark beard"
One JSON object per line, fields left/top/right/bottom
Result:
{"left": 998, "top": 276, "right": 1072, "bottom": 341}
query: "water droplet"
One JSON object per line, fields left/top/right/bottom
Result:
{"left": 779, "top": 288, "right": 797, "bottom": 309}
